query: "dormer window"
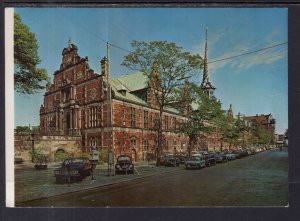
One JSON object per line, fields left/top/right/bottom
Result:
{"left": 117, "top": 84, "right": 127, "bottom": 96}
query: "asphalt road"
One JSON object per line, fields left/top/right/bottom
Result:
{"left": 19, "top": 148, "right": 288, "bottom": 207}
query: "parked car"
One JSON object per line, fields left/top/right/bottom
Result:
{"left": 54, "top": 158, "right": 92, "bottom": 183}
{"left": 203, "top": 153, "right": 216, "bottom": 167}
{"left": 224, "top": 152, "right": 237, "bottom": 160}
{"left": 115, "top": 155, "right": 134, "bottom": 174}
{"left": 176, "top": 152, "right": 188, "bottom": 164}
{"left": 14, "top": 157, "right": 24, "bottom": 164}
{"left": 185, "top": 155, "right": 206, "bottom": 169}
{"left": 215, "top": 153, "right": 228, "bottom": 163}
{"left": 232, "top": 150, "right": 245, "bottom": 159}
{"left": 165, "top": 157, "right": 180, "bottom": 167}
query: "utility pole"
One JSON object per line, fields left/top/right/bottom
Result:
{"left": 106, "top": 42, "right": 115, "bottom": 176}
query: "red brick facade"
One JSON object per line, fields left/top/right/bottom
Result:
{"left": 40, "top": 43, "right": 190, "bottom": 160}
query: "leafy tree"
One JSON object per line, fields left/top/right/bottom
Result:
{"left": 216, "top": 115, "right": 239, "bottom": 150}
{"left": 250, "top": 122, "right": 272, "bottom": 145}
{"left": 122, "top": 41, "right": 202, "bottom": 165}
{"left": 15, "top": 126, "right": 31, "bottom": 133}
{"left": 29, "top": 148, "right": 49, "bottom": 164}
{"left": 284, "top": 129, "right": 288, "bottom": 139}
{"left": 14, "top": 12, "right": 48, "bottom": 94}
{"left": 177, "top": 83, "right": 224, "bottom": 156}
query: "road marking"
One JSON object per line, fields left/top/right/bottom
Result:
{"left": 153, "top": 167, "right": 160, "bottom": 173}
{"left": 90, "top": 180, "right": 95, "bottom": 185}
{"left": 134, "top": 168, "right": 141, "bottom": 175}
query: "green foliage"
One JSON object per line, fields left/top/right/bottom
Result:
{"left": 15, "top": 126, "right": 31, "bottom": 133}
{"left": 15, "top": 125, "right": 40, "bottom": 133}
{"left": 29, "top": 148, "right": 49, "bottom": 164}
{"left": 14, "top": 12, "right": 49, "bottom": 94}
{"left": 122, "top": 41, "right": 203, "bottom": 164}
{"left": 284, "top": 129, "right": 288, "bottom": 139}
{"left": 177, "top": 84, "right": 224, "bottom": 150}
{"left": 54, "top": 151, "right": 70, "bottom": 162}
{"left": 251, "top": 122, "right": 272, "bottom": 145}
{"left": 122, "top": 41, "right": 202, "bottom": 107}
{"left": 98, "top": 149, "right": 108, "bottom": 163}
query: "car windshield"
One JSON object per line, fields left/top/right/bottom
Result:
{"left": 63, "top": 158, "right": 83, "bottom": 165}
{"left": 190, "top": 156, "right": 200, "bottom": 161}
{"left": 118, "top": 156, "right": 131, "bottom": 161}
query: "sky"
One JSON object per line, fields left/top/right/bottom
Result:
{"left": 12, "top": 8, "right": 288, "bottom": 134}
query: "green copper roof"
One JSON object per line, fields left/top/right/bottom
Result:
{"left": 109, "top": 78, "right": 148, "bottom": 105}
{"left": 108, "top": 72, "right": 181, "bottom": 115}
{"left": 116, "top": 71, "right": 149, "bottom": 91}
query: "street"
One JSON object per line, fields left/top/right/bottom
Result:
{"left": 17, "top": 148, "right": 288, "bottom": 207}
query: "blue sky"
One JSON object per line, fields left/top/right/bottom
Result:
{"left": 13, "top": 8, "right": 288, "bottom": 133}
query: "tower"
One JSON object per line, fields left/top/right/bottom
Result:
{"left": 201, "top": 27, "right": 216, "bottom": 98}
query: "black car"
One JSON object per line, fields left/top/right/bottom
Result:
{"left": 203, "top": 153, "right": 216, "bottom": 167}
{"left": 215, "top": 153, "right": 228, "bottom": 163}
{"left": 115, "top": 155, "right": 134, "bottom": 174}
{"left": 54, "top": 158, "right": 92, "bottom": 183}
{"left": 165, "top": 158, "right": 180, "bottom": 167}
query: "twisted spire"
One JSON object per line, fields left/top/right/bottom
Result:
{"left": 202, "top": 26, "right": 209, "bottom": 85}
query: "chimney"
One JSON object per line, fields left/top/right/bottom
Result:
{"left": 100, "top": 57, "right": 109, "bottom": 78}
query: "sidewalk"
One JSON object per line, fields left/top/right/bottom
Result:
{"left": 15, "top": 160, "right": 183, "bottom": 203}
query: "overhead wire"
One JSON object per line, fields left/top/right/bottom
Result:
{"left": 75, "top": 19, "right": 287, "bottom": 65}
{"left": 208, "top": 42, "right": 287, "bottom": 64}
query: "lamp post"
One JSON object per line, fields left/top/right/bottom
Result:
{"left": 123, "top": 117, "right": 126, "bottom": 155}
{"left": 31, "top": 133, "right": 35, "bottom": 163}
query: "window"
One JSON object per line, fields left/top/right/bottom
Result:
{"left": 90, "top": 138, "right": 97, "bottom": 149}
{"left": 170, "top": 117, "right": 177, "bottom": 129}
{"left": 144, "top": 110, "right": 149, "bottom": 129}
{"left": 154, "top": 113, "right": 159, "bottom": 129}
{"left": 130, "top": 107, "right": 136, "bottom": 127}
{"left": 130, "top": 137, "right": 136, "bottom": 148}
{"left": 143, "top": 139, "right": 149, "bottom": 151}
{"left": 164, "top": 115, "right": 169, "bottom": 130}
{"left": 173, "top": 140, "right": 177, "bottom": 148}
{"left": 90, "top": 106, "right": 98, "bottom": 127}
{"left": 173, "top": 117, "right": 177, "bottom": 129}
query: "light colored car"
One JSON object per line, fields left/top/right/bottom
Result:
{"left": 185, "top": 156, "right": 206, "bottom": 169}
{"left": 224, "top": 152, "right": 237, "bottom": 160}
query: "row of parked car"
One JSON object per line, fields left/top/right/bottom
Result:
{"left": 54, "top": 155, "right": 134, "bottom": 183}
{"left": 163, "top": 146, "right": 276, "bottom": 170}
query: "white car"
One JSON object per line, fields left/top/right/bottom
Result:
{"left": 185, "top": 156, "right": 206, "bottom": 169}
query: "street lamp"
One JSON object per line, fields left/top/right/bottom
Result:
{"left": 31, "top": 133, "right": 35, "bottom": 163}
{"left": 123, "top": 118, "right": 126, "bottom": 155}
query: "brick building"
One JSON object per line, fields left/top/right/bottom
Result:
{"left": 244, "top": 114, "right": 276, "bottom": 142}
{"left": 39, "top": 41, "right": 190, "bottom": 161}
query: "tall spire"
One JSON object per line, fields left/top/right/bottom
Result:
{"left": 202, "top": 26, "right": 209, "bottom": 85}
{"left": 200, "top": 26, "right": 216, "bottom": 98}
{"left": 68, "top": 37, "right": 72, "bottom": 48}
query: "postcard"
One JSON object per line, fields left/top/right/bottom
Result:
{"left": 6, "top": 7, "right": 288, "bottom": 207}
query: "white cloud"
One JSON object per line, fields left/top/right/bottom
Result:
{"left": 191, "top": 27, "right": 287, "bottom": 76}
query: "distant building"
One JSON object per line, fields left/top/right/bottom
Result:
{"left": 244, "top": 114, "right": 276, "bottom": 142}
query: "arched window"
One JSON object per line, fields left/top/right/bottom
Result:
{"left": 130, "top": 137, "right": 136, "bottom": 148}
{"left": 90, "top": 137, "right": 97, "bottom": 149}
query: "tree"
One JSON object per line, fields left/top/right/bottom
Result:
{"left": 250, "top": 122, "right": 272, "bottom": 145}
{"left": 122, "top": 41, "right": 202, "bottom": 165}
{"left": 177, "top": 83, "right": 224, "bottom": 156}
{"left": 216, "top": 114, "right": 239, "bottom": 150}
{"left": 14, "top": 12, "right": 48, "bottom": 94}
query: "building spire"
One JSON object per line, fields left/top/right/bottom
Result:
{"left": 202, "top": 26, "right": 209, "bottom": 85}
{"left": 200, "top": 26, "right": 216, "bottom": 98}
{"left": 68, "top": 37, "right": 72, "bottom": 48}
